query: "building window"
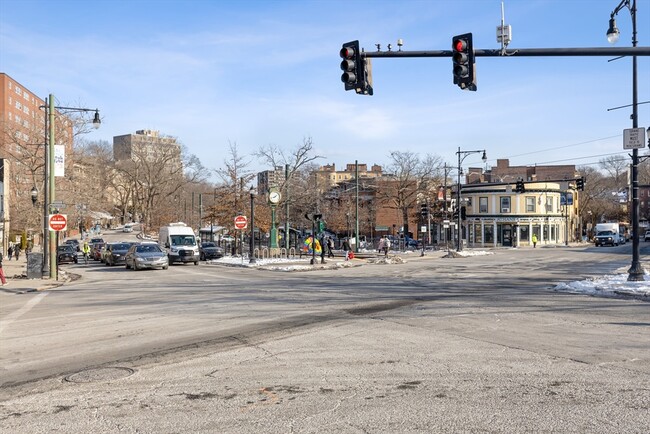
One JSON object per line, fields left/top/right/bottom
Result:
{"left": 484, "top": 225, "right": 494, "bottom": 243}
{"left": 546, "top": 196, "right": 553, "bottom": 213}
{"left": 500, "top": 196, "right": 511, "bottom": 213}
{"left": 520, "top": 225, "right": 529, "bottom": 241}
{"left": 526, "top": 196, "right": 536, "bottom": 213}
{"left": 479, "top": 197, "right": 488, "bottom": 213}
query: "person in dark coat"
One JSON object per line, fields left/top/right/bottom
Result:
{"left": 14, "top": 245, "right": 20, "bottom": 260}
{"left": 7, "top": 245, "right": 13, "bottom": 261}
{"left": 342, "top": 238, "right": 351, "bottom": 260}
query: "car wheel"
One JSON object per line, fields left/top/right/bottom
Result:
{"left": 194, "top": 261, "right": 199, "bottom": 265}
{"left": 163, "top": 265, "right": 168, "bottom": 270}
{"left": 125, "top": 262, "right": 130, "bottom": 269}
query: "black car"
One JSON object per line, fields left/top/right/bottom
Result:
{"left": 65, "top": 239, "right": 81, "bottom": 252}
{"left": 200, "top": 241, "right": 224, "bottom": 260}
{"left": 104, "top": 242, "right": 133, "bottom": 266}
{"left": 57, "top": 245, "right": 78, "bottom": 264}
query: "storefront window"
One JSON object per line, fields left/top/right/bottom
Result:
{"left": 485, "top": 225, "right": 494, "bottom": 243}
{"left": 520, "top": 225, "right": 529, "bottom": 241}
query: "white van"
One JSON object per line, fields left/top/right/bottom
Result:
{"left": 594, "top": 223, "right": 622, "bottom": 247}
{"left": 158, "top": 222, "right": 200, "bottom": 265}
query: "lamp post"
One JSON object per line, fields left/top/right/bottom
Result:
{"left": 30, "top": 187, "right": 38, "bottom": 207}
{"left": 456, "top": 147, "right": 487, "bottom": 252}
{"left": 607, "top": 0, "right": 644, "bottom": 281}
{"left": 42, "top": 94, "right": 100, "bottom": 280}
{"left": 249, "top": 186, "right": 257, "bottom": 264}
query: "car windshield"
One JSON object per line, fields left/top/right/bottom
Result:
{"left": 597, "top": 231, "right": 615, "bottom": 236}
{"left": 113, "top": 243, "right": 132, "bottom": 250}
{"left": 136, "top": 244, "right": 162, "bottom": 253}
{"left": 202, "top": 242, "right": 216, "bottom": 248}
{"left": 58, "top": 245, "right": 74, "bottom": 252}
{"left": 171, "top": 235, "right": 195, "bottom": 246}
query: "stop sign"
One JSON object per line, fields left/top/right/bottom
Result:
{"left": 49, "top": 213, "right": 68, "bottom": 231}
{"left": 234, "top": 215, "right": 248, "bottom": 230}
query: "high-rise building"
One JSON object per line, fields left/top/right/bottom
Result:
{"left": 113, "top": 129, "right": 182, "bottom": 171}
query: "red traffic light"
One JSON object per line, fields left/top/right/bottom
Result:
{"left": 340, "top": 46, "right": 355, "bottom": 59}
{"left": 453, "top": 39, "right": 467, "bottom": 52}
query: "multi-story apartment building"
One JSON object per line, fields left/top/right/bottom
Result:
{"left": 113, "top": 129, "right": 182, "bottom": 168}
{"left": 0, "top": 73, "right": 74, "bottom": 251}
{"left": 315, "top": 163, "right": 383, "bottom": 189}
{"left": 257, "top": 166, "right": 286, "bottom": 195}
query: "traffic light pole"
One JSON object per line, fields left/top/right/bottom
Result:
{"left": 360, "top": 46, "right": 650, "bottom": 59}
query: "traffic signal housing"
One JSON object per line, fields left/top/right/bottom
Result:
{"left": 340, "top": 40, "right": 373, "bottom": 95}
{"left": 516, "top": 180, "right": 525, "bottom": 193}
{"left": 576, "top": 177, "right": 585, "bottom": 191}
{"left": 420, "top": 203, "right": 429, "bottom": 218}
{"left": 461, "top": 206, "right": 467, "bottom": 221}
{"left": 452, "top": 33, "right": 476, "bottom": 91}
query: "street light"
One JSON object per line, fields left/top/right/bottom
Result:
{"left": 249, "top": 186, "right": 257, "bottom": 264}
{"left": 607, "top": 0, "right": 644, "bottom": 281}
{"left": 30, "top": 187, "right": 38, "bottom": 206}
{"left": 456, "top": 147, "right": 487, "bottom": 252}
{"left": 42, "top": 94, "right": 100, "bottom": 280}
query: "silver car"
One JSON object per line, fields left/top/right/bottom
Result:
{"left": 125, "top": 242, "right": 169, "bottom": 270}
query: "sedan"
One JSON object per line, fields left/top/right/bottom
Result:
{"left": 125, "top": 243, "right": 169, "bottom": 270}
{"left": 57, "top": 245, "right": 78, "bottom": 264}
{"left": 104, "top": 242, "right": 133, "bottom": 266}
{"left": 200, "top": 241, "right": 224, "bottom": 260}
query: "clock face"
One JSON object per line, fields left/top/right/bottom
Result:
{"left": 269, "top": 191, "right": 281, "bottom": 203}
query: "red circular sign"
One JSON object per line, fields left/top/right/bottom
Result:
{"left": 49, "top": 214, "right": 67, "bottom": 231}
{"left": 234, "top": 215, "right": 248, "bottom": 230}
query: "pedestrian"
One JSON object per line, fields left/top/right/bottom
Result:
{"left": 14, "top": 244, "right": 20, "bottom": 260}
{"left": 319, "top": 235, "right": 327, "bottom": 264}
{"left": 532, "top": 233, "right": 538, "bottom": 248}
{"left": 383, "top": 236, "right": 391, "bottom": 257}
{"left": 7, "top": 244, "right": 13, "bottom": 261}
{"left": 326, "top": 237, "right": 335, "bottom": 258}
{"left": 0, "top": 252, "right": 7, "bottom": 286}
{"left": 377, "top": 237, "right": 385, "bottom": 254}
{"left": 342, "top": 238, "right": 351, "bottom": 261}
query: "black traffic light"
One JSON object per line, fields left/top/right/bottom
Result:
{"left": 420, "top": 203, "right": 429, "bottom": 217}
{"left": 452, "top": 33, "right": 476, "bottom": 91}
{"left": 516, "top": 180, "right": 525, "bottom": 193}
{"left": 461, "top": 206, "right": 467, "bottom": 221}
{"left": 576, "top": 177, "right": 585, "bottom": 191}
{"left": 340, "top": 40, "right": 373, "bottom": 95}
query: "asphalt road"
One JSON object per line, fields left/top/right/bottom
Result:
{"left": 0, "top": 241, "right": 648, "bottom": 433}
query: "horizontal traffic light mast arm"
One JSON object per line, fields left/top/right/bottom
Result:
{"left": 363, "top": 46, "right": 650, "bottom": 58}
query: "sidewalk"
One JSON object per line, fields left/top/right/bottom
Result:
{"left": 1, "top": 251, "right": 68, "bottom": 293}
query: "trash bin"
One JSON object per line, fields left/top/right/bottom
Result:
{"left": 27, "top": 252, "right": 43, "bottom": 279}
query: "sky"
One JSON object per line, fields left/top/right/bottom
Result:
{"left": 1, "top": 0, "right": 649, "bottom": 182}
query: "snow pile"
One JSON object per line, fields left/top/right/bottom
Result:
{"left": 554, "top": 273, "right": 650, "bottom": 299}
{"left": 367, "top": 255, "right": 406, "bottom": 264}
{"left": 444, "top": 250, "right": 494, "bottom": 258}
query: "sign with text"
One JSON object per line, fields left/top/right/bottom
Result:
{"left": 234, "top": 215, "right": 248, "bottom": 230}
{"left": 54, "top": 144, "right": 65, "bottom": 177}
{"left": 49, "top": 213, "right": 67, "bottom": 231}
{"left": 623, "top": 128, "right": 646, "bottom": 150}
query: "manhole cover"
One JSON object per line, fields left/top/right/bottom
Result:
{"left": 65, "top": 367, "right": 135, "bottom": 383}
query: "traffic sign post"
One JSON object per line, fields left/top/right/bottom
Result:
{"left": 49, "top": 214, "right": 67, "bottom": 232}
{"left": 624, "top": 128, "right": 646, "bottom": 150}
{"left": 234, "top": 215, "right": 248, "bottom": 230}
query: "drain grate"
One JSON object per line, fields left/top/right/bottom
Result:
{"left": 64, "top": 367, "right": 135, "bottom": 383}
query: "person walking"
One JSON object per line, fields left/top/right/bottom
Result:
{"left": 383, "top": 236, "right": 391, "bottom": 257}
{"left": 0, "top": 252, "right": 7, "bottom": 286}
{"left": 532, "top": 233, "right": 538, "bottom": 248}
{"left": 326, "top": 237, "right": 335, "bottom": 258}
{"left": 342, "top": 238, "right": 351, "bottom": 261}
{"left": 7, "top": 244, "right": 13, "bottom": 261}
{"left": 14, "top": 244, "right": 20, "bottom": 261}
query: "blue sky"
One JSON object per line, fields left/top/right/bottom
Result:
{"left": 1, "top": 0, "right": 649, "bottom": 180}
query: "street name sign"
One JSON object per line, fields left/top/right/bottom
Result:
{"left": 623, "top": 128, "right": 646, "bottom": 150}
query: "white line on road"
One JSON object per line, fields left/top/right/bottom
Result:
{"left": 0, "top": 292, "right": 48, "bottom": 334}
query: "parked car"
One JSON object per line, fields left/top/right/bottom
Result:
{"left": 123, "top": 224, "right": 134, "bottom": 233}
{"left": 104, "top": 242, "right": 134, "bottom": 266}
{"left": 90, "top": 237, "right": 105, "bottom": 244}
{"left": 125, "top": 242, "right": 169, "bottom": 270}
{"left": 64, "top": 239, "right": 81, "bottom": 252}
{"left": 644, "top": 231, "right": 650, "bottom": 242}
{"left": 90, "top": 242, "right": 105, "bottom": 261}
{"left": 57, "top": 245, "right": 78, "bottom": 264}
{"left": 200, "top": 241, "right": 224, "bottom": 260}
